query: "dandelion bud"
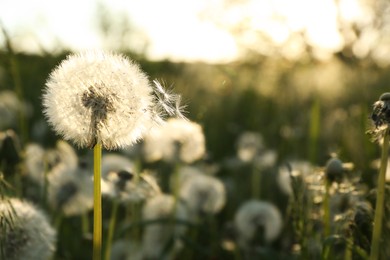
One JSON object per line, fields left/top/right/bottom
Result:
{"left": 325, "top": 157, "right": 344, "bottom": 183}
{"left": 0, "top": 198, "right": 56, "bottom": 260}
{"left": 43, "top": 51, "right": 180, "bottom": 150}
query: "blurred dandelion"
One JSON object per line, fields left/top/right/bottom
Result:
{"left": 0, "top": 90, "right": 25, "bottom": 131}
{"left": 234, "top": 200, "right": 283, "bottom": 248}
{"left": 143, "top": 118, "right": 205, "bottom": 164}
{"left": 47, "top": 158, "right": 94, "bottom": 216}
{"left": 179, "top": 168, "right": 226, "bottom": 218}
{"left": 101, "top": 153, "right": 161, "bottom": 203}
{"left": 0, "top": 198, "right": 56, "bottom": 260}
{"left": 236, "top": 131, "right": 264, "bottom": 163}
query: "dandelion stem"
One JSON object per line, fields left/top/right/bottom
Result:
{"left": 370, "top": 128, "right": 389, "bottom": 260}
{"left": 93, "top": 142, "right": 102, "bottom": 260}
{"left": 104, "top": 200, "right": 118, "bottom": 260}
{"left": 323, "top": 180, "right": 331, "bottom": 238}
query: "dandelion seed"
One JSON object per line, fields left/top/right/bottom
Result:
{"left": 0, "top": 198, "right": 56, "bottom": 260}
{"left": 234, "top": 200, "right": 283, "bottom": 247}
{"left": 43, "top": 51, "right": 181, "bottom": 150}
{"left": 143, "top": 118, "right": 205, "bottom": 163}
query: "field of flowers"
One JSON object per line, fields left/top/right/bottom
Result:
{"left": 1, "top": 49, "right": 390, "bottom": 260}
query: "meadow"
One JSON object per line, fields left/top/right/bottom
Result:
{"left": 1, "top": 49, "right": 390, "bottom": 260}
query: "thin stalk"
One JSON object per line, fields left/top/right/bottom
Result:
{"left": 93, "top": 142, "right": 102, "bottom": 260}
{"left": 251, "top": 166, "right": 261, "bottom": 199}
{"left": 104, "top": 200, "right": 119, "bottom": 260}
{"left": 370, "top": 128, "right": 389, "bottom": 260}
{"left": 323, "top": 181, "right": 331, "bottom": 238}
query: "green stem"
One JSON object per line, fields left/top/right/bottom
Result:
{"left": 370, "top": 128, "right": 389, "bottom": 260}
{"left": 251, "top": 166, "right": 261, "bottom": 199}
{"left": 93, "top": 142, "right": 102, "bottom": 260}
{"left": 104, "top": 200, "right": 119, "bottom": 260}
{"left": 323, "top": 181, "right": 331, "bottom": 238}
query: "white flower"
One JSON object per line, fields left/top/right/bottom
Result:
{"left": 142, "top": 194, "right": 189, "bottom": 259}
{"left": 179, "top": 167, "right": 226, "bottom": 217}
{"left": 234, "top": 200, "right": 283, "bottom": 247}
{"left": 24, "top": 140, "right": 78, "bottom": 187}
{"left": 0, "top": 198, "right": 57, "bottom": 260}
{"left": 101, "top": 153, "right": 161, "bottom": 202}
{"left": 236, "top": 132, "right": 264, "bottom": 162}
{"left": 43, "top": 51, "right": 180, "bottom": 150}
{"left": 0, "top": 90, "right": 23, "bottom": 130}
{"left": 143, "top": 118, "right": 205, "bottom": 163}
{"left": 47, "top": 161, "right": 94, "bottom": 216}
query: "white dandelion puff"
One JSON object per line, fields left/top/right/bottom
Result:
{"left": 47, "top": 157, "right": 93, "bottom": 216}
{"left": 24, "top": 140, "right": 78, "bottom": 186}
{"left": 143, "top": 118, "right": 206, "bottom": 163}
{"left": 236, "top": 132, "right": 264, "bottom": 163}
{"left": 0, "top": 198, "right": 57, "bottom": 260}
{"left": 43, "top": 51, "right": 182, "bottom": 150}
{"left": 101, "top": 153, "right": 161, "bottom": 203}
{"left": 179, "top": 169, "right": 226, "bottom": 217}
{"left": 234, "top": 200, "right": 283, "bottom": 247}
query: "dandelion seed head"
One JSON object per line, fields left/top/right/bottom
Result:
{"left": 179, "top": 171, "right": 226, "bottom": 217}
{"left": 143, "top": 118, "right": 205, "bottom": 163}
{"left": 234, "top": 200, "right": 283, "bottom": 246}
{"left": 0, "top": 198, "right": 56, "bottom": 260}
{"left": 236, "top": 132, "right": 264, "bottom": 162}
{"left": 101, "top": 154, "right": 161, "bottom": 202}
{"left": 47, "top": 159, "right": 93, "bottom": 216}
{"left": 43, "top": 51, "right": 173, "bottom": 150}
{"left": 24, "top": 140, "right": 78, "bottom": 187}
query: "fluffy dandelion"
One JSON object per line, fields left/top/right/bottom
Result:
{"left": 179, "top": 168, "right": 226, "bottom": 218}
{"left": 24, "top": 140, "right": 78, "bottom": 187}
{"left": 47, "top": 159, "right": 94, "bottom": 216}
{"left": 101, "top": 153, "right": 161, "bottom": 202}
{"left": 0, "top": 198, "right": 56, "bottom": 260}
{"left": 42, "top": 51, "right": 183, "bottom": 259}
{"left": 234, "top": 200, "right": 283, "bottom": 248}
{"left": 42, "top": 51, "right": 179, "bottom": 150}
{"left": 142, "top": 194, "right": 189, "bottom": 259}
{"left": 236, "top": 131, "right": 264, "bottom": 163}
{"left": 143, "top": 118, "right": 205, "bottom": 164}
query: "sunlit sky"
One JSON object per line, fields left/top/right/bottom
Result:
{"left": 0, "top": 0, "right": 373, "bottom": 63}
